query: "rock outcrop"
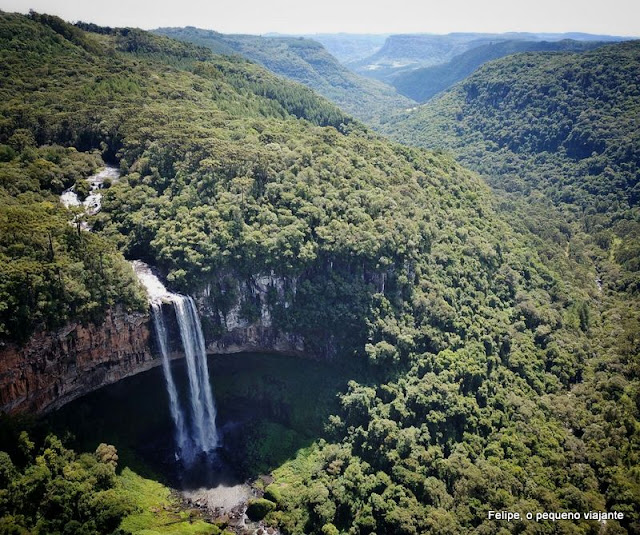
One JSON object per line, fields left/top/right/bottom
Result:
{"left": 0, "top": 308, "right": 154, "bottom": 414}
{"left": 200, "top": 274, "right": 307, "bottom": 359}
{"left": 0, "top": 273, "right": 311, "bottom": 415}
{"left": 207, "top": 323, "right": 306, "bottom": 358}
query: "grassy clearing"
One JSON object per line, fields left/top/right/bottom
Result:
{"left": 118, "top": 467, "right": 219, "bottom": 535}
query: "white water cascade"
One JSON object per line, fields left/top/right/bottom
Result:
{"left": 173, "top": 296, "right": 219, "bottom": 453}
{"left": 133, "top": 261, "right": 219, "bottom": 462}
{"left": 150, "top": 302, "right": 190, "bottom": 460}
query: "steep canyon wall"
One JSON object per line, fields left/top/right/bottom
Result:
{"left": 0, "top": 274, "right": 309, "bottom": 414}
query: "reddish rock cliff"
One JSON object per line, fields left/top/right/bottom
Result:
{"left": 0, "top": 307, "right": 155, "bottom": 414}
{"left": 0, "top": 274, "right": 313, "bottom": 415}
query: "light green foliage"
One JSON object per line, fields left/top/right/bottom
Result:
{"left": 321, "top": 523, "right": 339, "bottom": 535}
{"left": 95, "top": 443, "right": 119, "bottom": 469}
{"left": 118, "top": 468, "right": 217, "bottom": 535}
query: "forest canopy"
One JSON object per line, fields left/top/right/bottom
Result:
{"left": 0, "top": 11, "right": 638, "bottom": 535}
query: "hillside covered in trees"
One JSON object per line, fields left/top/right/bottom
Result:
{"left": 381, "top": 41, "right": 640, "bottom": 532}
{"left": 382, "top": 41, "right": 640, "bottom": 274}
{"left": 0, "top": 10, "right": 638, "bottom": 535}
{"left": 390, "top": 39, "right": 607, "bottom": 103}
{"left": 153, "top": 26, "right": 414, "bottom": 125}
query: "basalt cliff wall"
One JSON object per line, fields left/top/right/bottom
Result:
{"left": 0, "top": 307, "right": 154, "bottom": 415}
{"left": 0, "top": 275, "right": 310, "bottom": 415}
{"left": 199, "top": 274, "right": 307, "bottom": 358}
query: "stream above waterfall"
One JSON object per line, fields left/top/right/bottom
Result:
{"left": 60, "top": 165, "right": 120, "bottom": 218}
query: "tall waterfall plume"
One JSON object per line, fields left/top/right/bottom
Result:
{"left": 132, "top": 261, "right": 219, "bottom": 462}
{"left": 150, "top": 302, "right": 190, "bottom": 460}
{"left": 173, "top": 296, "right": 219, "bottom": 453}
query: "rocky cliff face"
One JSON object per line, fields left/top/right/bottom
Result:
{"left": 0, "top": 273, "right": 312, "bottom": 415}
{"left": 199, "top": 274, "right": 308, "bottom": 358}
{"left": 0, "top": 308, "right": 154, "bottom": 414}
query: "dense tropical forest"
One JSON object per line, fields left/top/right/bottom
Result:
{"left": 382, "top": 42, "right": 640, "bottom": 277}
{"left": 380, "top": 39, "right": 640, "bottom": 532}
{"left": 0, "top": 9, "right": 638, "bottom": 535}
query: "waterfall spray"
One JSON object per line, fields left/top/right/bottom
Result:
{"left": 151, "top": 302, "right": 192, "bottom": 461}
{"left": 133, "top": 261, "right": 219, "bottom": 463}
{"left": 174, "top": 296, "right": 219, "bottom": 452}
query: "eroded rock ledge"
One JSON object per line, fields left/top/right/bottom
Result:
{"left": 0, "top": 279, "right": 309, "bottom": 414}
{"left": 0, "top": 307, "right": 154, "bottom": 414}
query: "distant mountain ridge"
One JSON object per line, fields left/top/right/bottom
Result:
{"left": 295, "top": 33, "right": 388, "bottom": 63}
{"left": 391, "top": 38, "right": 610, "bottom": 103}
{"left": 349, "top": 31, "right": 633, "bottom": 82}
{"left": 154, "top": 26, "right": 414, "bottom": 124}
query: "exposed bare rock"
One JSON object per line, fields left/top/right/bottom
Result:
{"left": 198, "top": 274, "right": 309, "bottom": 359}
{"left": 0, "top": 307, "right": 155, "bottom": 414}
{"left": 0, "top": 272, "right": 314, "bottom": 415}
{"left": 206, "top": 324, "right": 306, "bottom": 359}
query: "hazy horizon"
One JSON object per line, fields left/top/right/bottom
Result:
{"left": 1, "top": 0, "right": 639, "bottom": 37}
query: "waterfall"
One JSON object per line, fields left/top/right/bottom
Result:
{"left": 151, "top": 302, "right": 191, "bottom": 461}
{"left": 173, "top": 296, "right": 219, "bottom": 452}
{"left": 132, "top": 261, "right": 219, "bottom": 462}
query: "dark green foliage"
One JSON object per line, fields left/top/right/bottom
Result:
{"left": 27, "top": 11, "right": 102, "bottom": 55}
{"left": 383, "top": 42, "right": 640, "bottom": 274}
{"left": 0, "top": 9, "right": 355, "bottom": 342}
{"left": 246, "top": 498, "right": 277, "bottom": 520}
{"left": 385, "top": 41, "right": 640, "bottom": 202}
{"left": 0, "top": 433, "right": 130, "bottom": 535}
{"left": 372, "top": 40, "right": 640, "bottom": 535}
{"left": 114, "top": 27, "right": 213, "bottom": 61}
{"left": 392, "top": 39, "right": 608, "bottom": 103}
{"left": 0, "top": 143, "right": 146, "bottom": 342}
{"left": 153, "top": 27, "right": 414, "bottom": 125}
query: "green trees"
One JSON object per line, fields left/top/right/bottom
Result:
{"left": 382, "top": 42, "right": 640, "bottom": 273}
{"left": 0, "top": 144, "right": 146, "bottom": 342}
{"left": 0, "top": 11, "right": 638, "bottom": 535}
{"left": 154, "top": 27, "right": 414, "bottom": 126}
{"left": 373, "top": 39, "right": 640, "bottom": 535}
{"left": 0, "top": 433, "right": 129, "bottom": 534}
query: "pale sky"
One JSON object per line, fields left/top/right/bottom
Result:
{"left": 1, "top": 0, "right": 639, "bottom": 36}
